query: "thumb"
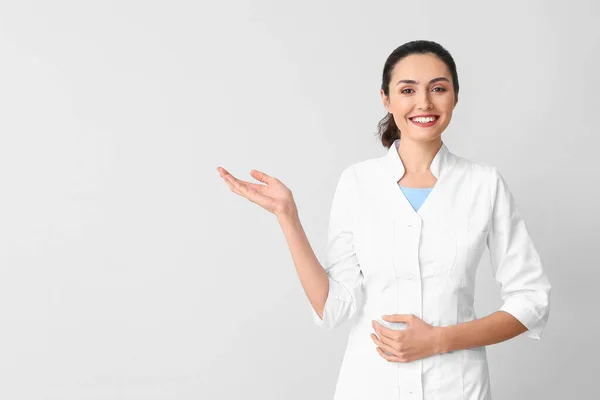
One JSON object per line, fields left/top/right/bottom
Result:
{"left": 382, "top": 314, "right": 413, "bottom": 324}
{"left": 250, "top": 169, "right": 274, "bottom": 184}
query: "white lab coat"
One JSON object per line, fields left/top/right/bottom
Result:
{"left": 311, "top": 138, "right": 551, "bottom": 400}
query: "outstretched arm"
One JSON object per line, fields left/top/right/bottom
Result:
{"left": 217, "top": 166, "right": 329, "bottom": 319}
{"left": 218, "top": 165, "right": 364, "bottom": 329}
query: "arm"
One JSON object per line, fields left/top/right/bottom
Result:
{"left": 437, "top": 311, "right": 527, "bottom": 353}
{"left": 277, "top": 211, "right": 330, "bottom": 320}
{"left": 219, "top": 164, "right": 361, "bottom": 329}
{"left": 438, "top": 166, "right": 551, "bottom": 353}
{"left": 280, "top": 166, "right": 364, "bottom": 329}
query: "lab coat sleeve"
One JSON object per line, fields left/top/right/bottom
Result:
{"left": 487, "top": 166, "right": 551, "bottom": 340}
{"left": 311, "top": 166, "right": 364, "bottom": 330}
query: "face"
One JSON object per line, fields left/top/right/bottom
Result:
{"left": 380, "top": 53, "right": 458, "bottom": 143}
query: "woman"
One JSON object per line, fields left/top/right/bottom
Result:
{"left": 216, "top": 40, "right": 551, "bottom": 400}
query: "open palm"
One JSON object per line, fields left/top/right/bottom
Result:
{"left": 217, "top": 166, "right": 296, "bottom": 217}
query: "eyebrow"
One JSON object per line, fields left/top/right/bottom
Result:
{"left": 396, "top": 77, "right": 450, "bottom": 86}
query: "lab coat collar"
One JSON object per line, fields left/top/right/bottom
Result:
{"left": 382, "top": 137, "right": 453, "bottom": 183}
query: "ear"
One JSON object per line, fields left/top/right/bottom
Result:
{"left": 380, "top": 89, "right": 391, "bottom": 113}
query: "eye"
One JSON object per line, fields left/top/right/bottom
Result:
{"left": 401, "top": 87, "right": 446, "bottom": 94}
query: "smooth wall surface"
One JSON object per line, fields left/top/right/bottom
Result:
{"left": 0, "top": 1, "right": 597, "bottom": 399}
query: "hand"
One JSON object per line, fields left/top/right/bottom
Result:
{"left": 371, "top": 314, "right": 442, "bottom": 363}
{"left": 217, "top": 166, "right": 297, "bottom": 218}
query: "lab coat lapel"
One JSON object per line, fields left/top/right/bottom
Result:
{"left": 380, "top": 137, "right": 455, "bottom": 221}
{"left": 377, "top": 137, "right": 458, "bottom": 284}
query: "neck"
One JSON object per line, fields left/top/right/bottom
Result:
{"left": 396, "top": 137, "right": 442, "bottom": 174}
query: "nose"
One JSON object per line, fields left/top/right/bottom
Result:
{"left": 417, "top": 91, "right": 433, "bottom": 110}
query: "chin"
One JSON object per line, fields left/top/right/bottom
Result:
{"left": 404, "top": 131, "right": 443, "bottom": 142}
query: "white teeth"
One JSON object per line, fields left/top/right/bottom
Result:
{"left": 411, "top": 117, "right": 437, "bottom": 123}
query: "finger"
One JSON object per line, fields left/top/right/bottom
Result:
{"left": 217, "top": 166, "right": 230, "bottom": 177}
{"left": 382, "top": 314, "right": 415, "bottom": 324}
{"left": 224, "top": 173, "right": 262, "bottom": 193}
{"left": 218, "top": 167, "right": 237, "bottom": 181}
{"left": 220, "top": 170, "right": 249, "bottom": 189}
{"left": 219, "top": 167, "right": 249, "bottom": 185}
{"left": 219, "top": 169, "right": 269, "bottom": 195}
{"left": 250, "top": 169, "right": 275, "bottom": 184}
{"left": 224, "top": 174, "right": 255, "bottom": 198}
{"left": 373, "top": 321, "right": 401, "bottom": 340}
{"left": 221, "top": 172, "right": 248, "bottom": 195}
{"left": 223, "top": 173, "right": 274, "bottom": 207}
{"left": 376, "top": 347, "right": 406, "bottom": 363}
{"left": 375, "top": 326, "right": 405, "bottom": 347}
{"left": 370, "top": 333, "right": 399, "bottom": 358}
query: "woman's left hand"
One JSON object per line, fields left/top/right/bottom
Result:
{"left": 371, "top": 314, "right": 443, "bottom": 363}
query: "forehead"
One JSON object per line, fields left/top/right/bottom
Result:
{"left": 391, "top": 53, "right": 451, "bottom": 81}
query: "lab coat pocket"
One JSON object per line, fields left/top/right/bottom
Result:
{"left": 462, "top": 346, "right": 487, "bottom": 362}
{"left": 419, "top": 220, "right": 457, "bottom": 278}
{"left": 460, "top": 346, "right": 491, "bottom": 398}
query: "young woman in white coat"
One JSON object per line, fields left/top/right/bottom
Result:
{"left": 216, "top": 40, "right": 551, "bottom": 400}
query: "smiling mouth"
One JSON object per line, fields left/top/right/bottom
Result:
{"left": 409, "top": 116, "right": 440, "bottom": 127}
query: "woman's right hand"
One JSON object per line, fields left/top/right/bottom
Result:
{"left": 217, "top": 166, "right": 298, "bottom": 218}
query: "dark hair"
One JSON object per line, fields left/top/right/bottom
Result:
{"left": 376, "top": 40, "right": 459, "bottom": 148}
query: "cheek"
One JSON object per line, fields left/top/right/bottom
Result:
{"left": 390, "top": 96, "right": 413, "bottom": 111}
{"left": 435, "top": 95, "right": 455, "bottom": 110}
{"left": 436, "top": 115, "right": 452, "bottom": 130}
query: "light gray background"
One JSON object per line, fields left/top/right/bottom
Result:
{"left": 0, "top": 1, "right": 597, "bottom": 399}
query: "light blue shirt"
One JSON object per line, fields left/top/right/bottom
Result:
{"left": 398, "top": 185, "right": 432, "bottom": 211}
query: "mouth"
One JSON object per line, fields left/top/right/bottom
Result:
{"left": 409, "top": 115, "right": 440, "bottom": 128}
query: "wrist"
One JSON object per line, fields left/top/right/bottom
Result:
{"left": 276, "top": 203, "right": 299, "bottom": 221}
{"left": 434, "top": 326, "right": 449, "bottom": 355}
